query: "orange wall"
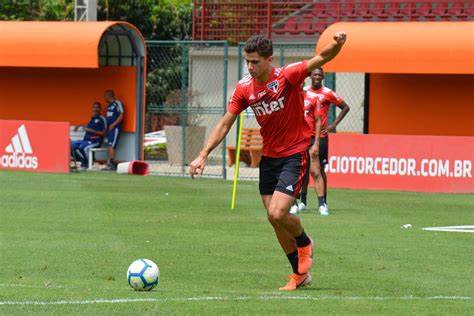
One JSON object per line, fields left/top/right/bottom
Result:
{"left": 318, "top": 22, "right": 474, "bottom": 75}
{"left": 0, "top": 66, "right": 137, "bottom": 132}
{"left": 369, "top": 74, "right": 474, "bottom": 136}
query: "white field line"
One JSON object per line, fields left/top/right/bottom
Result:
{"left": 422, "top": 225, "right": 474, "bottom": 233}
{"left": 0, "top": 283, "right": 63, "bottom": 289}
{"left": 0, "top": 295, "right": 472, "bottom": 306}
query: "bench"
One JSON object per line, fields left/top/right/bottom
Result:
{"left": 88, "top": 147, "right": 108, "bottom": 169}
{"left": 227, "top": 128, "right": 262, "bottom": 168}
{"left": 70, "top": 126, "right": 109, "bottom": 169}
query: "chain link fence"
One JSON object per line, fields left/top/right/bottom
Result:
{"left": 145, "top": 41, "right": 365, "bottom": 180}
{"left": 145, "top": 41, "right": 229, "bottom": 178}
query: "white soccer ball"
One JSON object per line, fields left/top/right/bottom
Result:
{"left": 127, "top": 259, "right": 160, "bottom": 291}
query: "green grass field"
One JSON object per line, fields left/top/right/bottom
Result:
{"left": 0, "top": 170, "right": 473, "bottom": 315}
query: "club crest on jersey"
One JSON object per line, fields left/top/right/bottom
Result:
{"left": 266, "top": 80, "right": 279, "bottom": 93}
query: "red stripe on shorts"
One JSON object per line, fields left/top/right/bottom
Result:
{"left": 294, "top": 151, "right": 308, "bottom": 198}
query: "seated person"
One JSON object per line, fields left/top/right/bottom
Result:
{"left": 103, "top": 89, "right": 124, "bottom": 170}
{"left": 71, "top": 102, "right": 107, "bottom": 168}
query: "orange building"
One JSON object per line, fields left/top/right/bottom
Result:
{"left": 317, "top": 21, "right": 474, "bottom": 137}
{"left": 0, "top": 21, "right": 146, "bottom": 161}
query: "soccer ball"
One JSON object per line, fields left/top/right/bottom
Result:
{"left": 127, "top": 259, "right": 160, "bottom": 291}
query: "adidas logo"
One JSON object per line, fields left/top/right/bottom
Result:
{"left": 1, "top": 124, "right": 38, "bottom": 169}
{"left": 286, "top": 185, "right": 293, "bottom": 192}
{"left": 249, "top": 94, "right": 256, "bottom": 100}
{"left": 5, "top": 124, "right": 32, "bottom": 154}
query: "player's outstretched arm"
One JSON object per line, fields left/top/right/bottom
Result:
{"left": 307, "top": 32, "right": 347, "bottom": 73}
{"left": 189, "top": 111, "right": 238, "bottom": 179}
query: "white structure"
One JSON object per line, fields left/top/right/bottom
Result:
{"left": 75, "top": 0, "right": 97, "bottom": 21}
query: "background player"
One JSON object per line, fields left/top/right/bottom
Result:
{"left": 190, "top": 32, "right": 347, "bottom": 290}
{"left": 71, "top": 102, "right": 106, "bottom": 169}
{"left": 103, "top": 90, "right": 124, "bottom": 170}
{"left": 302, "top": 68, "right": 350, "bottom": 215}
{"left": 290, "top": 88, "right": 326, "bottom": 215}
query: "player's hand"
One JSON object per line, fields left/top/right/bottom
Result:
{"left": 325, "top": 124, "right": 336, "bottom": 133}
{"left": 333, "top": 32, "right": 346, "bottom": 46}
{"left": 310, "top": 144, "right": 319, "bottom": 160}
{"left": 189, "top": 154, "right": 207, "bottom": 179}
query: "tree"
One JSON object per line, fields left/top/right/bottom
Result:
{"left": 0, "top": 0, "right": 193, "bottom": 40}
{"left": 0, "top": 0, "right": 74, "bottom": 21}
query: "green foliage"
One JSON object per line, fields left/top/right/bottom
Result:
{"left": 0, "top": 170, "right": 473, "bottom": 314}
{"left": 0, "top": 0, "right": 36, "bottom": 20}
{"left": 148, "top": 2, "right": 192, "bottom": 40}
{"left": 0, "top": 0, "right": 74, "bottom": 21}
{"left": 0, "top": 0, "right": 192, "bottom": 40}
{"left": 38, "top": 0, "right": 74, "bottom": 20}
{"left": 144, "top": 142, "right": 167, "bottom": 160}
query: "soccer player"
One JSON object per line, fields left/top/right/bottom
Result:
{"left": 189, "top": 32, "right": 347, "bottom": 290}
{"left": 71, "top": 102, "right": 107, "bottom": 169}
{"left": 299, "top": 68, "right": 350, "bottom": 215}
{"left": 103, "top": 90, "right": 124, "bottom": 170}
{"left": 290, "top": 88, "right": 325, "bottom": 215}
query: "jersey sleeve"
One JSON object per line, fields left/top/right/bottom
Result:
{"left": 116, "top": 100, "right": 124, "bottom": 113}
{"left": 327, "top": 90, "right": 344, "bottom": 106}
{"left": 227, "top": 85, "right": 249, "bottom": 115}
{"left": 282, "top": 60, "right": 309, "bottom": 86}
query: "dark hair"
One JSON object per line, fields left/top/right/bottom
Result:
{"left": 244, "top": 35, "right": 273, "bottom": 58}
{"left": 312, "top": 67, "right": 325, "bottom": 75}
{"left": 105, "top": 89, "right": 115, "bottom": 98}
{"left": 92, "top": 101, "right": 101, "bottom": 109}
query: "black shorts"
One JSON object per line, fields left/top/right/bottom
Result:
{"left": 319, "top": 136, "right": 329, "bottom": 166}
{"left": 259, "top": 151, "right": 310, "bottom": 198}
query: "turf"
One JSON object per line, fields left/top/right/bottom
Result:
{"left": 0, "top": 170, "right": 472, "bottom": 315}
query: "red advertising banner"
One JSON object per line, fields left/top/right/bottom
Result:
{"left": 327, "top": 134, "right": 474, "bottom": 193}
{"left": 0, "top": 120, "right": 69, "bottom": 173}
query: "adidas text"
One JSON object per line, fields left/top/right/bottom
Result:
{"left": 1, "top": 152, "right": 38, "bottom": 169}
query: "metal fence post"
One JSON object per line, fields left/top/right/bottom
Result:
{"left": 325, "top": 72, "right": 336, "bottom": 129}
{"left": 279, "top": 46, "right": 285, "bottom": 66}
{"left": 180, "top": 43, "right": 189, "bottom": 175}
{"left": 222, "top": 42, "right": 229, "bottom": 179}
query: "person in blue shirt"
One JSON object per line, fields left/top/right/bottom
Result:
{"left": 71, "top": 102, "right": 107, "bottom": 169}
{"left": 104, "top": 90, "right": 124, "bottom": 170}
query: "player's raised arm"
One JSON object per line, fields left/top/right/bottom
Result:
{"left": 307, "top": 32, "right": 347, "bottom": 73}
{"left": 189, "top": 111, "right": 238, "bottom": 179}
